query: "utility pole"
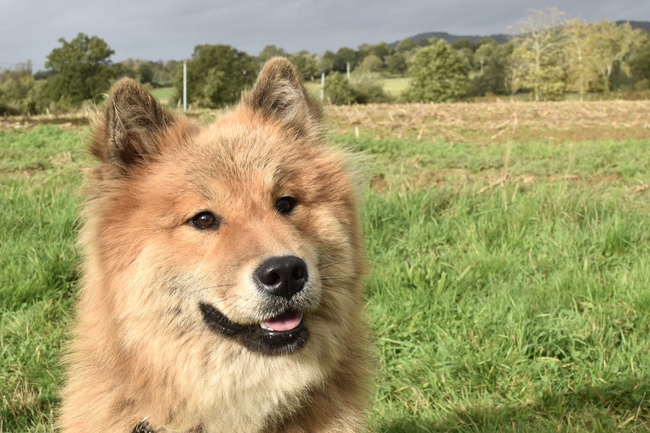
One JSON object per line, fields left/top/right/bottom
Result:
{"left": 183, "top": 61, "right": 187, "bottom": 112}
{"left": 320, "top": 72, "right": 325, "bottom": 101}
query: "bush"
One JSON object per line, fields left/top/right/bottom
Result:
{"left": 0, "top": 66, "right": 47, "bottom": 115}
{"left": 324, "top": 72, "right": 392, "bottom": 105}
{"left": 350, "top": 73, "right": 391, "bottom": 104}
{"left": 543, "top": 82, "right": 566, "bottom": 101}
{"left": 0, "top": 101, "right": 20, "bottom": 116}
{"left": 324, "top": 72, "right": 356, "bottom": 105}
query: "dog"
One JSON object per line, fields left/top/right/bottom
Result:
{"left": 58, "top": 58, "right": 372, "bottom": 432}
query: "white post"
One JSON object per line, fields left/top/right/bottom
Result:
{"left": 347, "top": 62, "right": 350, "bottom": 79}
{"left": 183, "top": 61, "right": 187, "bottom": 112}
{"left": 320, "top": 72, "right": 325, "bottom": 101}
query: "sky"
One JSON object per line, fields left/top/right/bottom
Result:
{"left": 1, "top": 0, "right": 648, "bottom": 70}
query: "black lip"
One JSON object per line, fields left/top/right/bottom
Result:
{"left": 199, "top": 302, "right": 309, "bottom": 355}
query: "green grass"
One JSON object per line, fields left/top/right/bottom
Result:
{"left": 0, "top": 126, "right": 92, "bottom": 432}
{"left": 342, "top": 135, "right": 650, "bottom": 186}
{"left": 364, "top": 184, "right": 650, "bottom": 432}
{"left": 150, "top": 86, "right": 176, "bottom": 106}
{"left": 1, "top": 125, "right": 649, "bottom": 431}
{"left": 380, "top": 78, "right": 410, "bottom": 97}
{"left": 345, "top": 136, "right": 650, "bottom": 431}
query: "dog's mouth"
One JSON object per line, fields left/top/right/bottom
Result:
{"left": 199, "top": 302, "right": 309, "bottom": 355}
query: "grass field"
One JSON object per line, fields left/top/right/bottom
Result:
{"left": 380, "top": 78, "right": 410, "bottom": 97}
{"left": 1, "top": 100, "right": 649, "bottom": 432}
{"left": 150, "top": 86, "right": 177, "bottom": 106}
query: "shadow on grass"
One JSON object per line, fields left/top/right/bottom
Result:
{"left": 377, "top": 379, "right": 650, "bottom": 433}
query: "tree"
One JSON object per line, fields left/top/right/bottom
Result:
{"left": 289, "top": 53, "right": 318, "bottom": 80}
{"left": 396, "top": 38, "right": 415, "bottom": 53}
{"left": 387, "top": 54, "right": 408, "bottom": 75}
{"left": 257, "top": 45, "right": 287, "bottom": 67}
{"left": 174, "top": 44, "right": 257, "bottom": 108}
{"left": 357, "top": 54, "right": 383, "bottom": 73}
{"left": 318, "top": 51, "right": 340, "bottom": 74}
{"left": 474, "top": 38, "right": 498, "bottom": 74}
{"left": 510, "top": 8, "right": 566, "bottom": 101}
{"left": 631, "top": 40, "right": 650, "bottom": 83}
{"left": 563, "top": 19, "right": 595, "bottom": 99}
{"left": 455, "top": 47, "right": 475, "bottom": 70}
{"left": 371, "top": 42, "right": 394, "bottom": 60}
{"left": 160, "top": 60, "right": 180, "bottom": 85}
{"left": 44, "top": 33, "right": 115, "bottom": 105}
{"left": 111, "top": 62, "right": 136, "bottom": 80}
{"left": 587, "top": 20, "right": 648, "bottom": 93}
{"left": 136, "top": 62, "right": 154, "bottom": 84}
{"left": 336, "top": 47, "right": 359, "bottom": 71}
{"left": 469, "top": 42, "right": 513, "bottom": 96}
{"left": 407, "top": 39, "right": 469, "bottom": 102}
{"left": 451, "top": 38, "right": 480, "bottom": 52}
{"left": 358, "top": 42, "right": 394, "bottom": 64}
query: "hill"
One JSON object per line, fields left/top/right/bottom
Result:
{"left": 620, "top": 20, "right": 650, "bottom": 33}
{"left": 393, "top": 20, "right": 650, "bottom": 47}
{"left": 389, "top": 31, "right": 508, "bottom": 47}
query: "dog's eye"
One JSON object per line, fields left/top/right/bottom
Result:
{"left": 276, "top": 197, "right": 296, "bottom": 215}
{"left": 190, "top": 211, "right": 220, "bottom": 230}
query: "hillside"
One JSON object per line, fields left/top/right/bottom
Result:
{"left": 391, "top": 31, "right": 509, "bottom": 46}
{"left": 393, "top": 20, "right": 650, "bottom": 46}
{"left": 622, "top": 20, "right": 650, "bottom": 33}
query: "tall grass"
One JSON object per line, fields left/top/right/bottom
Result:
{"left": 1, "top": 125, "right": 649, "bottom": 432}
{"left": 0, "top": 126, "right": 89, "bottom": 432}
{"left": 365, "top": 185, "right": 650, "bottom": 431}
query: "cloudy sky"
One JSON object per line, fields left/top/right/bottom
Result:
{"left": 1, "top": 0, "right": 648, "bottom": 69}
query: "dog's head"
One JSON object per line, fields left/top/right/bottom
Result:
{"left": 85, "top": 58, "right": 365, "bottom": 360}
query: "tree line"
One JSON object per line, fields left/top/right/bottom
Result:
{"left": 1, "top": 8, "right": 650, "bottom": 115}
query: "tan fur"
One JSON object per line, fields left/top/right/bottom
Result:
{"left": 59, "top": 58, "right": 372, "bottom": 433}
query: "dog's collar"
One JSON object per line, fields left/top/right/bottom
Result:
{"left": 132, "top": 418, "right": 203, "bottom": 433}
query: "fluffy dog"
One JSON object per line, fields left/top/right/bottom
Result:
{"left": 58, "top": 58, "right": 372, "bottom": 433}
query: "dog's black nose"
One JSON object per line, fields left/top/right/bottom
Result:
{"left": 254, "top": 255, "right": 308, "bottom": 298}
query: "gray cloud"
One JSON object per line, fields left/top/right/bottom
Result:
{"left": 0, "top": 0, "right": 648, "bottom": 69}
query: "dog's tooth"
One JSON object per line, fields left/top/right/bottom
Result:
{"left": 260, "top": 322, "right": 271, "bottom": 330}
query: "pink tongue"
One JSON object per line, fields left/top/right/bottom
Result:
{"left": 264, "top": 311, "right": 303, "bottom": 332}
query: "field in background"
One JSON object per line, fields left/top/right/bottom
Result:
{"left": 150, "top": 86, "right": 176, "bottom": 106}
{"left": 1, "top": 100, "right": 649, "bottom": 432}
{"left": 327, "top": 100, "right": 650, "bottom": 144}
{"left": 381, "top": 77, "right": 410, "bottom": 97}
{"left": 302, "top": 77, "right": 411, "bottom": 100}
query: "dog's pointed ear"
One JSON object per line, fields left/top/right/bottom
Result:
{"left": 243, "top": 57, "right": 322, "bottom": 135}
{"left": 91, "top": 78, "right": 175, "bottom": 172}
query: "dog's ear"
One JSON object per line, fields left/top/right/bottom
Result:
{"left": 91, "top": 78, "right": 175, "bottom": 172}
{"left": 243, "top": 57, "right": 322, "bottom": 136}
